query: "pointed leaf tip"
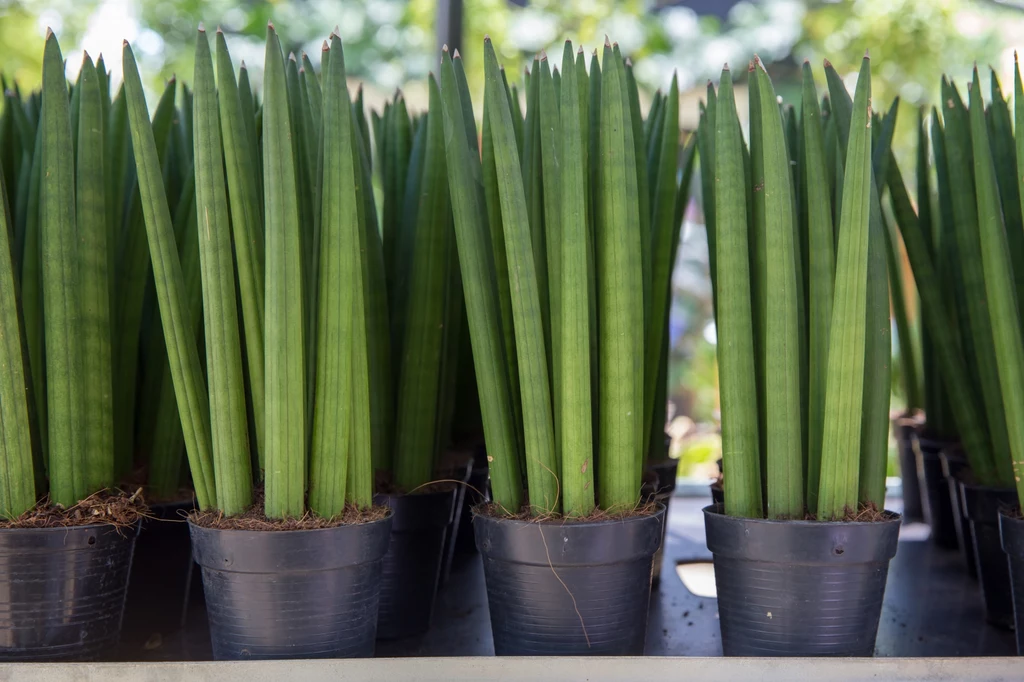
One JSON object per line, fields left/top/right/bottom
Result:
{"left": 216, "top": 26, "right": 224, "bottom": 35}
{"left": 453, "top": 48, "right": 461, "bottom": 59}
{"left": 46, "top": 26, "right": 54, "bottom": 39}
{"left": 604, "top": 35, "right": 611, "bottom": 47}
{"left": 322, "top": 41, "right": 328, "bottom": 51}
{"left": 442, "top": 44, "right": 449, "bottom": 52}
{"left": 197, "top": 22, "right": 205, "bottom": 32}
{"left": 823, "top": 58, "right": 832, "bottom": 68}
{"left": 540, "top": 50, "right": 548, "bottom": 61}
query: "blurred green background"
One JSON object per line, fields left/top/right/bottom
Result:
{"left": 5, "top": 0, "right": 1024, "bottom": 480}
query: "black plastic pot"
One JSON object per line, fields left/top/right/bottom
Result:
{"left": 939, "top": 451, "right": 977, "bottom": 579}
{"left": 916, "top": 435, "right": 959, "bottom": 549}
{"left": 189, "top": 514, "right": 393, "bottom": 660}
{"left": 961, "top": 483, "right": 1017, "bottom": 630}
{"left": 998, "top": 511, "right": 1024, "bottom": 654}
{"left": 438, "top": 458, "right": 473, "bottom": 585}
{"left": 374, "top": 489, "right": 456, "bottom": 640}
{"left": 473, "top": 505, "right": 664, "bottom": 655}
{"left": 893, "top": 417, "right": 924, "bottom": 523}
{"left": 121, "top": 500, "right": 197, "bottom": 651}
{"left": 645, "top": 458, "right": 678, "bottom": 587}
{"left": 704, "top": 505, "right": 900, "bottom": 656}
{"left": 454, "top": 447, "right": 490, "bottom": 557}
{"left": 0, "top": 522, "right": 139, "bottom": 661}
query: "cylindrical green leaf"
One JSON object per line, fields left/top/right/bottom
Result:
{"left": 41, "top": 31, "right": 88, "bottom": 506}
{"left": 123, "top": 41, "right": 217, "bottom": 509}
{"left": 76, "top": 54, "right": 115, "bottom": 494}
{"left": 263, "top": 25, "right": 306, "bottom": 518}
{"left": 194, "top": 27, "right": 253, "bottom": 515}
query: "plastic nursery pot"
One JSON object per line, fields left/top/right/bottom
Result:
{"left": 939, "top": 450, "right": 977, "bottom": 580}
{"left": 0, "top": 522, "right": 140, "bottom": 661}
{"left": 916, "top": 434, "right": 960, "bottom": 549}
{"left": 704, "top": 504, "right": 901, "bottom": 656}
{"left": 473, "top": 504, "right": 665, "bottom": 656}
{"left": 645, "top": 458, "right": 679, "bottom": 587}
{"left": 960, "top": 483, "right": 1017, "bottom": 630}
{"left": 454, "top": 445, "right": 490, "bottom": 557}
{"left": 893, "top": 416, "right": 925, "bottom": 523}
{"left": 998, "top": 510, "right": 1024, "bottom": 654}
{"left": 121, "top": 499, "right": 197, "bottom": 651}
{"left": 189, "top": 513, "right": 393, "bottom": 660}
{"left": 438, "top": 457, "right": 473, "bottom": 585}
{"left": 373, "top": 488, "right": 457, "bottom": 639}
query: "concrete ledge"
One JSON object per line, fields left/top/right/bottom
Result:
{"left": 0, "top": 657, "right": 1018, "bottom": 681}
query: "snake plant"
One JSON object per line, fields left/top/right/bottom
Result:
{"left": 704, "top": 56, "right": 891, "bottom": 520}
{"left": 0, "top": 32, "right": 127, "bottom": 517}
{"left": 890, "top": 64, "right": 1024, "bottom": 507}
{"left": 124, "top": 25, "right": 389, "bottom": 519}
{"left": 880, "top": 66, "right": 1024, "bottom": 501}
{"left": 441, "top": 39, "right": 693, "bottom": 516}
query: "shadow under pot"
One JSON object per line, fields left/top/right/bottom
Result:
{"left": 0, "top": 522, "right": 139, "bottom": 661}
{"left": 939, "top": 451, "right": 977, "bottom": 580}
{"left": 916, "top": 435, "right": 959, "bottom": 549}
{"left": 960, "top": 483, "right": 1017, "bottom": 630}
{"left": 373, "top": 488, "right": 457, "bottom": 640}
{"left": 704, "top": 505, "right": 900, "bottom": 656}
{"left": 189, "top": 513, "right": 393, "bottom": 660}
{"left": 121, "top": 499, "right": 198, "bottom": 651}
{"left": 998, "top": 510, "right": 1024, "bottom": 654}
{"left": 473, "top": 504, "right": 665, "bottom": 656}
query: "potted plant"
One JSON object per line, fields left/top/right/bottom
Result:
{"left": 1001, "top": 57, "right": 1024, "bottom": 654}
{"left": 441, "top": 38, "right": 667, "bottom": 657}
{"left": 890, "top": 66, "right": 1021, "bottom": 630}
{"left": 122, "top": 25, "right": 393, "bottom": 660}
{"left": 641, "top": 73, "right": 698, "bottom": 588}
{"left": 116, "top": 74, "right": 210, "bottom": 653}
{"left": 884, "top": 154, "right": 925, "bottom": 525}
{"left": 368, "top": 76, "right": 460, "bottom": 640}
{"left": 0, "top": 31, "right": 142, "bottom": 661}
{"left": 703, "top": 55, "right": 902, "bottom": 657}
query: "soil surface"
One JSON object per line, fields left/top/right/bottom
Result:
{"left": 0, "top": 489, "right": 147, "bottom": 529}
{"left": 189, "top": 490, "right": 389, "bottom": 531}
